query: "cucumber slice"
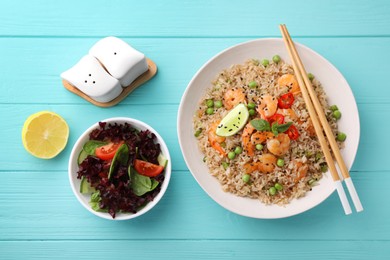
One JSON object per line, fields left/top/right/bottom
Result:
{"left": 77, "top": 149, "right": 89, "bottom": 165}
{"left": 157, "top": 153, "right": 168, "bottom": 167}
{"left": 80, "top": 177, "right": 95, "bottom": 194}
{"left": 216, "top": 103, "right": 249, "bottom": 137}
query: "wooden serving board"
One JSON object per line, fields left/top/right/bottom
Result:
{"left": 62, "top": 58, "right": 157, "bottom": 107}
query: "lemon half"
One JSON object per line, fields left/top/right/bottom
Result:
{"left": 22, "top": 111, "right": 69, "bottom": 159}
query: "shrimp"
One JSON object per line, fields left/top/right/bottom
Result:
{"left": 256, "top": 94, "right": 278, "bottom": 119}
{"left": 292, "top": 161, "right": 309, "bottom": 182}
{"left": 305, "top": 119, "right": 316, "bottom": 137}
{"left": 242, "top": 122, "right": 255, "bottom": 156}
{"left": 277, "top": 108, "right": 298, "bottom": 121}
{"left": 223, "top": 87, "right": 246, "bottom": 110}
{"left": 267, "top": 133, "right": 290, "bottom": 156}
{"left": 257, "top": 153, "right": 277, "bottom": 173}
{"left": 243, "top": 162, "right": 259, "bottom": 174}
{"left": 208, "top": 121, "right": 226, "bottom": 156}
{"left": 242, "top": 122, "right": 273, "bottom": 156}
{"left": 243, "top": 153, "right": 277, "bottom": 174}
{"left": 278, "top": 74, "right": 301, "bottom": 95}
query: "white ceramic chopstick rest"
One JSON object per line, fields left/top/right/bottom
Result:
{"left": 89, "top": 36, "right": 148, "bottom": 87}
{"left": 61, "top": 55, "right": 122, "bottom": 103}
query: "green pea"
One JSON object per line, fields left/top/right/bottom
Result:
{"left": 315, "top": 152, "right": 323, "bottom": 161}
{"left": 332, "top": 110, "right": 342, "bottom": 120}
{"left": 330, "top": 105, "right": 339, "bottom": 111}
{"left": 242, "top": 174, "right": 250, "bottom": 183}
{"left": 261, "top": 59, "right": 269, "bottom": 67}
{"left": 321, "top": 164, "right": 328, "bottom": 172}
{"left": 274, "top": 183, "right": 283, "bottom": 191}
{"left": 305, "top": 150, "right": 313, "bottom": 157}
{"left": 214, "top": 100, "right": 223, "bottom": 108}
{"left": 307, "top": 73, "right": 315, "bottom": 81}
{"left": 194, "top": 128, "right": 202, "bottom": 137}
{"left": 276, "top": 158, "right": 284, "bottom": 167}
{"left": 337, "top": 132, "right": 347, "bottom": 142}
{"left": 256, "top": 144, "right": 263, "bottom": 150}
{"left": 269, "top": 187, "right": 277, "bottom": 196}
{"left": 228, "top": 151, "right": 236, "bottom": 160}
{"left": 220, "top": 142, "right": 226, "bottom": 148}
{"left": 206, "top": 99, "right": 214, "bottom": 108}
{"left": 272, "top": 55, "right": 281, "bottom": 63}
{"left": 247, "top": 102, "right": 256, "bottom": 109}
{"left": 308, "top": 178, "right": 316, "bottom": 186}
{"left": 234, "top": 146, "right": 243, "bottom": 154}
{"left": 249, "top": 109, "right": 256, "bottom": 116}
{"left": 249, "top": 81, "right": 258, "bottom": 89}
{"left": 222, "top": 161, "right": 229, "bottom": 170}
{"left": 206, "top": 107, "right": 214, "bottom": 115}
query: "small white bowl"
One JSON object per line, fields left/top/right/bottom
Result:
{"left": 68, "top": 117, "right": 171, "bottom": 220}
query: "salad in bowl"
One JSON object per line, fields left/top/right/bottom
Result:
{"left": 69, "top": 117, "right": 171, "bottom": 220}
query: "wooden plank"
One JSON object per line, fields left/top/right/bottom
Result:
{"left": 0, "top": 0, "right": 389, "bottom": 37}
{"left": 0, "top": 102, "right": 386, "bottom": 172}
{"left": 0, "top": 37, "right": 389, "bottom": 105}
{"left": 0, "top": 169, "right": 388, "bottom": 241}
{"left": 0, "top": 240, "right": 389, "bottom": 260}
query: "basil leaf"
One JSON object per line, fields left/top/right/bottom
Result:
{"left": 250, "top": 119, "right": 270, "bottom": 131}
{"left": 276, "top": 122, "right": 293, "bottom": 133}
{"left": 271, "top": 123, "right": 279, "bottom": 136}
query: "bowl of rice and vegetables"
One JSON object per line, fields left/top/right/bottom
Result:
{"left": 193, "top": 56, "right": 345, "bottom": 205}
{"left": 178, "top": 39, "right": 359, "bottom": 218}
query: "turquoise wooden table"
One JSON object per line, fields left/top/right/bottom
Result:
{"left": 1, "top": 1, "right": 389, "bottom": 259}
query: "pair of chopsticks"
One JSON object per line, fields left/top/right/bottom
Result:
{"left": 279, "top": 24, "right": 363, "bottom": 215}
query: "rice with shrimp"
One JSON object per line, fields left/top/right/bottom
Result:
{"left": 193, "top": 57, "right": 342, "bottom": 205}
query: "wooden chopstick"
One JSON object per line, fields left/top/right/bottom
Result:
{"left": 279, "top": 25, "right": 363, "bottom": 213}
{"left": 279, "top": 24, "right": 363, "bottom": 214}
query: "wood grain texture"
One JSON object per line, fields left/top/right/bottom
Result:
{"left": 0, "top": 0, "right": 389, "bottom": 37}
{"left": 0, "top": 169, "right": 387, "bottom": 241}
{"left": 1, "top": 241, "right": 389, "bottom": 260}
{"left": 0, "top": 0, "right": 389, "bottom": 259}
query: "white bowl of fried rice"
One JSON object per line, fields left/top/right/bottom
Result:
{"left": 177, "top": 38, "right": 360, "bottom": 219}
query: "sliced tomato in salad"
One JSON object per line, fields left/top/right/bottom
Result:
{"left": 268, "top": 113, "right": 284, "bottom": 126}
{"left": 278, "top": 93, "right": 295, "bottom": 109}
{"left": 95, "top": 141, "right": 124, "bottom": 160}
{"left": 134, "top": 159, "right": 164, "bottom": 177}
{"left": 286, "top": 125, "right": 300, "bottom": 140}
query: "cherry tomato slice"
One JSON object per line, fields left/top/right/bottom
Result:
{"left": 95, "top": 142, "right": 123, "bottom": 160}
{"left": 134, "top": 159, "right": 164, "bottom": 177}
{"left": 268, "top": 113, "right": 285, "bottom": 125}
{"left": 278, "top": 93, "right": 295, "bottom": 109}
{"left": 286, "top": 125, "right": 300, "bottom": 140}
